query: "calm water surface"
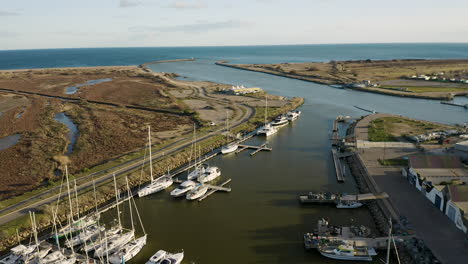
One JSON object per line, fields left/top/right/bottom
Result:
{"left": 101, "top": 60, "right": 467, "bottom": 264}
{"left": 54, "top": 113, "right": 79, "bottom": 155}
{"left": 0, "top": 134, "right": 21, "bottom": 151}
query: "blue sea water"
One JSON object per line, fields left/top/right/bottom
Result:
{"left": 1, "top": 43, "right": 468, "bottom": 70}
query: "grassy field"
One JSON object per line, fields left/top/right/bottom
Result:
{"left": 378, "top": 158, "right": 409, "bottom": 166}
{"left": 368, "top": 116, "right": 453, "bottom": 142}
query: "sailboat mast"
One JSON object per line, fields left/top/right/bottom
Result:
{"left": 126, "top": 177, "right": 135, "bottom": 233}
{"left": 386, "top": 219, "right": 393, "bottom": 264}
{"left": 74, "top": 179, "right": 80, "bottom": 219}
{"left": 264, "top": 95, "right": 268, "bottom": 125}
{"left": 148, "top": 126, "right": 154, "bottom": 182}
{"left": 65, "top": 165, "right": 74, "bottom": 221}
{"left": 113, "top": 173, "right": 122, "bottom": 229}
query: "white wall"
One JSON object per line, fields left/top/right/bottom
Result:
{"left": 425, "top": 187, "right": 444, "bottom": 211}
{"left": 445, "top": 201, "right": 468, "bottom": 233}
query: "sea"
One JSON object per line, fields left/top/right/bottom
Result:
{"left": 1, "top": 43, "right": 468, "bottom": 264}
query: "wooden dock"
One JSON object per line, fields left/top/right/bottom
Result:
{"left": 331, "top": 148, "right": 345, "bottom": 182}
{"left": 198, "top": 179, "right": 232, "bottom": 202}
{"left": 236, "top": 143, "right": 272, "bottom": 156}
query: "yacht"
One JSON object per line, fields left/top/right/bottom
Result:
{"left": 138, "top": 176, "right": 173, "bottom": 197}
{"left": 287, "top": 110, "right": 301, "bottom": 121}
{"left": 336, "top": 200, "right": 363, "bottom": 209}
{"left": 170, "top": 180, "right": 197, "bottom": 197}
{"left": 197, "top": 166, "right": 221, "bottom": 183}
{"left": 186, "top": 184, "right": 209, "bottom": 200}
{"left": 221, "top": 111, "right": 238, "bottom": 154}
{"left": 65, "top": 224, "right": 105, "bottom": 248}
{"left": 318, "top": 241, "right": 377, "bottom": 261}
{"left": 221, "top": 142, "right": 238, "bottom": 154}
{"left": 257, "top": 123, "right": 278, "bottom": 137}
{"left": 187, "top": 163, "right": 208, "bottom": 180}
{"left": 138, "top": 127, "right": 174, "bottom": 197}
{"left": 146, "top": 250, "right": 184, "bottom": 264}
{"left": 93, "top": 229, "right": 135, "bottom": 258}
{"left": 257, "top": 96, "right": 278, "bottom": 137}
{"left": 108, "top": 235, "right": 147, "bottom": 264}
{"left": 271, "top": 115, "right": 289, "bottom": 126}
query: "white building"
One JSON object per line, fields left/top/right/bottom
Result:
{"left": 445, "top": 185, "right": 468, "bottom": 234}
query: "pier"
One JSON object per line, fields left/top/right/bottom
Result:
{"left": 331, "top": 148, "right": 345, "bottom": 182}
{"left": 198, "top": 179, "right": 232, "bottom": 202}
{"left": 440, "top": 101, "right": 468, "bottom": 109}
{"left": 236, "top": 143, "right": 272, "bottom": 156}
{"left": 299, "top": 192, "right": 389, "bottom": 204}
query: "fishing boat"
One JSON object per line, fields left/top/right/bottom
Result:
{"left": 287, "top": 110, "right": 301, "bottom": 121}
{"left": 108, "top": 235, "right": 147, "bottom": 264}
{"left": 146, "top": 250, "right": 184, "bottom": 264}
{"left": 336, "top": 200, "right": 363, "bottom": 209}
{"left": 257, "top": 96, "right": 278, "bottom": 137}
{"left": 318, "top": 240, "right": 377, "bottom": 261}
{"left": 197, "top": 166, "right": 221, "bottom": 183}
{"left": 221, "top": 111, "right": 238, "bottom": 154}
{"left": 138, "top": 127, "right": 174, "bottom": 197}
{"left": 170, "top": 180, "right": 197, "bottom": 197}
{"left": 186, "top": 184, "right": 209, "bottom": 200}
{"left": 271, "top": 115, "right": 289, "bottom": 126}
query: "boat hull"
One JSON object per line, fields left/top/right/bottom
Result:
{"left": 138, "top": 178, "right": 173, "bottom": 197}
{"left": 319, "top": 251, "right": 372, "bottom": 261}
{"left": 221, "top": 144, "right": 238, "bottom": 154}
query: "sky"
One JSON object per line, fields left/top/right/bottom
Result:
{"left": 1, "top": 0, "right": 468, "bottom": 50}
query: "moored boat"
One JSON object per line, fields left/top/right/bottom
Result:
{"left": 336, "top": 200, "right": 363, "bottom": 209}
{"left": 146, "top": 250, "right": 184, "bottom": 264}
{"left": 271, "top": 115, "right": 289, "bottom": 126}
{"left": 221, "top": 143, "right": 238, "bottom": 154}
{"left": 108, "top": 235, "right": 147, "bottom": 264}
{"left": 170, "top": 180, "right": 197, "bottom": 197}
{"left": 318, "top": 241, "right": 377, "bottom": 261}
{"left": 186, "top": 184, "right": 209, "bottom": 200}
{"left": 287, "top": 110, "right": 301, "bottom": 121}
{"left": 197, "top": 166, "right": 221, "bottom": 183}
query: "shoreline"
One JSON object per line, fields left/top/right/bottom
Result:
{"left": 215, "top": 61, "right": 468, "bottom": 101}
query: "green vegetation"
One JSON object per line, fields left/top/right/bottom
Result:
{"left": 368, "top": 119, "right": 397, "bottom": 142}
{"left": 378, "top": 158, "right": 408, "bottom": 166}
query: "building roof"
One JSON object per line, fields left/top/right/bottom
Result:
{"left": 409, "top": 155, "right": 463, "bottom": 169}
{"left": 448, "top": 185, "right": 468, "bottom": 203}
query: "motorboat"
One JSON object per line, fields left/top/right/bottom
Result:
{"left": 256, "top": 124, "right": 278, "bottom": 137}
{"left": 271, "top": 115, "right": 289, "bottom": 126}
{"left": 318, "top": 241, "right": 377, "bottom": 261}
{"left": 65, "top": 224, "right": 105, "bottom": 248}
{"left": 108, "top": 235, "right": 147, "bottom": 264}
{"left": 186, "top": 184, "right": 209, "bottom": 200}
{"left": 187, "top": 163, "right": 208, "bottom": 180}
{"left": 197, "top": 166, "right": 221, "bottom": 183}
{"left": 170, "top": 180, "right": 197, "bottom": 197}
{"left": 221, "top": 143, "right": 238, "bottom": 154}
{"left": 287, "top": 110, "right": 301, "bottom": 121}
{"left": 336, "top": 200, "right": 363, "bottom": 209}
{"left": 93, "top": 230, "right": 135, "bottom": 258}
{"left": 138, "top": 176, "right": 173, "bottom": 197}
{"left": 146, "top": 250, "right": 184, "bottom": 264}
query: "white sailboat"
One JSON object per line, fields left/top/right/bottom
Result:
{"left": 186, "top": 184, "right": 209, "bottom": 200}
{"left": 257, "top": 96, "right": 278, "bottom": 137}
{"left": 108, "top": 177, "right": 147, "bottom": 264}
{"left": 138, "top": 126, "right": 173, "bottom": 197}
{"left": 221, "top": 111, "right": 238, "bottom": 154}
{"left": 170, "top": 180, "right": 197, "bottom": 197}
{"left": 65, "top": 224, "right": 105, "bottom": 248}
{"left": 146, "top": 250, "right": 184, "bottom": 264}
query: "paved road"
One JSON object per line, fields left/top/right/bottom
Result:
{"left": 0, "top": 78, "right": 255, "bottom": 225}
{"left": 355, "top": 115, "right": 468, "bottom": 264}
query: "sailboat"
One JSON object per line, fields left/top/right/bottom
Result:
{"left": 138, "top": 126, "right": 173, "bottom": 197}
{"left": 108, "top": 177, "right": 147, "bottom": 264}
{"left": 93, "top": 175, "right": 135, "bottom": 258}
{"left": 187, "top": 128, "right": 220, "bottom": 181}
{"left": 257, "top": 96, "right": 278, "bottom": 137}
{"left": 221, "top": 111, "right": 238, "bottom": 154}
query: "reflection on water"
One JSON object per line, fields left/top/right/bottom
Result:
{"left": 0, "top": 134, "right": 21, "bottom": 151}
{"left": 65, "top": 78, "right": 112, "bottom": 94}
{"left": 54, "top": 113, "right": 79, "bottom": 155}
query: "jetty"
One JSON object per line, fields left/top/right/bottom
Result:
{"left": 440, "top": 101, "right": 468, "bottom": 109}
{"left": 331, "top": 148, "right": 345, "bottom": 182}
{"left": 199, "top": 179, "right": 232, "bottom": 202}
{"left": 236, "top": 143, "right": 272, "bottom": 156}
{"left": 353, "top": 105, "right": 377, "bottom": 113}
{"left": 299, "top": 192, "right": 389, "bottom": 204}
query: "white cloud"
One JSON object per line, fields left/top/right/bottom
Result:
{"left": 119, "top": 0, "right": 142, "bottom": 8}
{"left": 129, "top": 20, "right": 250, "bottom": 33}
{"left": 0, "top": 11, "right": 19, "bottom": 16}
{"left": 167, "top": 1, "right": 206, "bottom": 9}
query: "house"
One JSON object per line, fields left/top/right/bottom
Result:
{"left": 406, "top": 155, "right": 467, "bottom": 211}
{"left": 445, "top": 185, "right": 468, "bottom": 234}
{"left": 227, "top": 85, "right": 262, "bottom": 95}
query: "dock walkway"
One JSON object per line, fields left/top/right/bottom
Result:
{"left": 199, "top": 179, "right": 232, "bottom": 202}
{"left": 331, "top": 148, "right": 345, "bottom": 182}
